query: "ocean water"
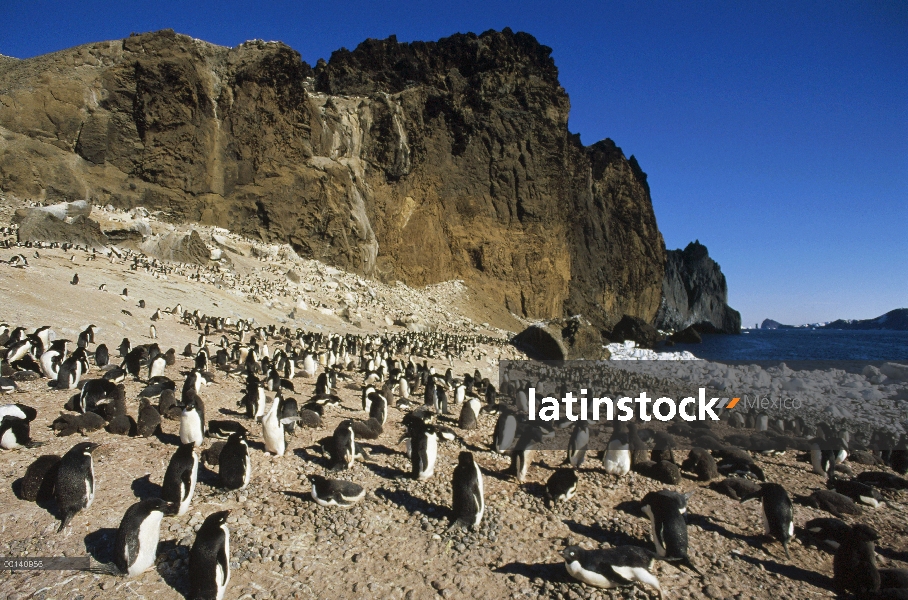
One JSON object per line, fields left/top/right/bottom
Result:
{"left": 666, "top": 328, "right": 908, "bottom": 361}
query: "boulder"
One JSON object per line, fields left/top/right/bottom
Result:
{"left": 14, "top": 207, "right": 108, "bottom": 248}
{"left": 511, "top": 316, "right": 609, "bottom": 361}
{"left": 670, "top": 326, "right": 702, "bottom": 344}
{"left": 610, "top": 315, "right": 663, "bottom": 349}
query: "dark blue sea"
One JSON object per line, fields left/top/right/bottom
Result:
{"left": 665, "top": 328, "right": 908, "bottom": 361}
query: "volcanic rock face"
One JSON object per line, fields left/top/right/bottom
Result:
{"left": 654, "top": 241, "right": 741, "bottom": 334}
{"left": 0, "top": 28, "right": 666, "bottom": 330}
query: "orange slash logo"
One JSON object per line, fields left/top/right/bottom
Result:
{"left": 725, "top": 397, "right": 740, "bottom": 409}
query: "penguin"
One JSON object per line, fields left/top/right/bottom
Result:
{"left": 324, "top": 420, "right": 356, "bottom": 470}
{"left": 302, "top": 354, "right": 317, "bottom": 377}
{"left": 833, "top": 523, "right": 881, "bottom": 597}
{"left": 492, "top": 409, "right": 519, "bottom": 454}
{"left": 681, "top": 447, "right": 719, "bottom": 481}
{"left": 634, "top": 460, "right": 682, "bottom": 485}
{"left": 158, "top": 389, "right": 181, "bottom": 420}
{"left": 856, "top": 471, "right": 908, "bottom": 490}
{"left": 262, "top": 395, "right": 286, "bottom": 456}
{"left": 279, "top": 396, "right": 299, "bottom": 435}
{"left": 546, "top": 468, "right": 579, "bottom": 506}
{"left": 148, "top": 354, "right": 166, "bottom": 380}
{"left": 1, "top": 415, "right": 41, "bottom": 449}
{"left": 827, "top": 475, "right": 883, "bottom": 508}
{"left": 106, "top": 414, "right": 137, "bottom": 436}
{"left": 20, "top": 454, "right": 61, "bottom": 502}
{"left": 802, "top": 489, "right": 862, "bottom": 518}
{"left": 52, "top": 411, "right": 106, "bottom": 437}
{"left": 801, "top": 517, "right": 851, "bottom": 552}
{"left": 740, "top": 482, "right": 794, "bottom": 558}
{"left": 71, "top": 274, "right": 79, "bottom": 285}
{"left": 55, "top": 354, "right": 83, "bottom": 389}
{"left": 562, "top": 545, "right": 664, "bottom": 597}
{"left": 180, "top": 391, "right": 206, "bottom": 447}
{"left": 219, "top": 432, "right": 250, "bottom": 490}
{"left": 368, "top": 392, "right": 388, "bottom": 426}
{"left": 111, "top": 499, "right": 176, "bottom": 576}
{"left": 458, "top": 394, "right": 481, "bottom": 430}
{"left": 0, "top": 402, "right": 37, "bottom": 422}
{"left": 309, "top": 475, "right": 366, "bottom": 508}
{"left": 208, "top": 421, "right": 248, "bottom": 440}
{"left": 95, "top": 344, "right": 109, "bottom": 367}
{"left": 566, "top": 420, "right": 590, "bottom": 468}
{"left": 407, "top": 417, "right": 438, "bottom": 480}
{"left": 603, "top": 423, "right": 632, "bottom": 477}
{"left": 450, "top": 451, "right": 484, "bottom": 530}
{"left": 162, "top": 443, "right": 199, "bottom": 516}
{"left": 188, "top": 510, "right": 231, "bottom": 600}
{"left": 640, "top": 490, "right": 701, "bottom": 575}
{"left": 510, "top": 426, "right": 541, "bottom": 482}
{"left": 710, "top": 476, "right": 762, "bottom": 501}
{"left": 55, "top": 441, "right": 101, "bottom": 531}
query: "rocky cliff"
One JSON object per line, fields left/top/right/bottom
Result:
{"left": 0, "top": 28, "right": 665, "bottom": 331}
{"left": 654, "top": 240, "right": 741, "bottom": 334}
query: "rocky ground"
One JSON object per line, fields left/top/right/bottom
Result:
{"left": 1, "top": 213, "right": 908, "bottom": 600}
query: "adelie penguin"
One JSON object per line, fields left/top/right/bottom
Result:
{"left": 219, "top": 432, "right": 250, "bottom": 490}
{"left": 833, "top": 523, "right": 881, "bottom": 597}
{"left": 640, "top": 490, "right": 701, "bottom": 575}
{"left": 603, "top": 422, "right": 632, "bottom": 477}
{"left": 562, "top": 545, "right": 665, "bottom": 598}
{"left": 180, "top": 391, "right": 206, "bottom": 447}
{"left": 546, "top": 468, "right": 579, "bottom": 506}
{"left": 309, "top": 474, "right": 366, "bottom": 508}
{"left": 323, "top": 420, "right": 356, "bottom": 471}
{"left": 55, "top": 442, "right": 101, "bottom": 531}
{"left": 162, "top": 443, "right": 199, "bottom": 516}
{"left": 189, "top": 510, "right": 231, "bottom": 600}
{"left": 741, "top": 482, "right": 794, "bottom": 558}
{"left": 405, "top": 415, "right": 438, "bottom": 480}
{"left": 566, "top": 420, "right": 591, "bottom": 468}
{"left": 450, "top": 451, "right": 484, "bottom": 530}
{"left": 95, "top": 499, "right": 177, "bottom": 577}
{"left": 458, "top": 394, "right": 481, "bottom": 430}
{"left": 262, "top": 395, "right": 287, "bottom": 456}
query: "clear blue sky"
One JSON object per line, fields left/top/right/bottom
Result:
{"left": 2, "top": 1, "right": 906, "bottom": 327}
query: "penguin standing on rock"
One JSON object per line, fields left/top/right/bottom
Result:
{"left": 603, "top": 423, "right": 632, "bottom": 477}
{"left": 107, "top": 499, "right": 176, "bottom": 576}
{"left": 450, "top": 451, "right": 484, "bottom": 530}
{"left": 562, "top": 545, "right": 664, "bottom": 597}
{"left": 55, "top": 442, "right": 101, "bottom": 531}
{"left": 189, "top": 510, "right": 231, "bottom": 600}
{"left": 406, "top": 416, "right": 438, "bottom": 480}
{"left": 741, "top": 482, "right": 795, "bottom": 558}
{"left": 566, "top": 420, "right": 590, "bottom": 468}
{"left": 162, "top": 443, "right": 199, "bottom": 516}
{"left": 262, "top": 395, "right": 286, "bottom": 456}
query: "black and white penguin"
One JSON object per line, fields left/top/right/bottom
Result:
{"left": 408, "top": 417, "right": 438, "bottom": 480}
{"left": 802, "top": 489, "right": 862, "bottom": 518}
{"left": 492, "top": 409, "right": 519, "bottom": 454}
{"left": 20, "top": 454, "right": 61, "bottom": 502}
{"left": 566, "top": 420, "right": 591, "bottom": 468}
{"left": 368, "top": 392, "right": 388, "bottom": 426}
{"left": 55, "top": 354, "right": 83, "bottom": 389}
{"left": 111, "top": 499, "right": 177, "bottom": 576}
{"left": 510, "top": 426, "right": 542, "bottom": 482}
{"left": 827, "top": 475, "right": 883, "bottom": 508}
{"left": 71, "top": 273, "right": 79, "bottom": 285}
{"left": 603, "top": 423, "right": 632, "bottom": 477}
{"left": 148, "top": 354, "right": 166, "bottom": 380}
{"left": 450, "top": 451, "right": 484, "bottom": 530}
{"left": 279, "top": 396, "right": 299, "bottom": 435}
{"left": 309, "top": 475, "right": 366, "bottom": 508}
{"left": 833, "top": 523, "right": 881, "bottom": 597}
{"left": 1, "top": 414, "right": 41, "bottom": 449}
{"left": 219, "top": 432, "right": 250, "bottom": 490}
{"left": 562, "top": 545, "right": 664, "bottom": 597}
{"left": 458, "top": 394, "right": 481, "bottom": 430}
{"left": 208, "top": 421, "right": 248, "bottom": 440}
{"left": 801, "top": 517, "right": 851, "bottom": 552}
{"left": 546, "top": 468, "right": 579, "bottom": 506}
{"left": 710, "top": 476, "right": 762, "bottom": 501}
{"left": 179, "top": 391, "right": 206, "bottom": 447}
{"left": 741, "top": 482, "right": 794, "bottom": 558}
{"left": 640, "top": 490, "right": 701, "bottom": 575}
{"left": 55, "top": 441, "right": 101, "bottom": 531}
{"left": 188, "top": 510, "right": 231, "bottom": 600}
{"left": 162, "top": 443, "right": 199, "bottom": 516}
{"left": 262, "top": 395, "right": 286, "bottom": 457}
{"left": 324, "top": 420, "right": 356, "bottom": 470}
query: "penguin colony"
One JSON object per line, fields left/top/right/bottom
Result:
{"left": 3, "top": 241, "right": 908, "bottom": 598}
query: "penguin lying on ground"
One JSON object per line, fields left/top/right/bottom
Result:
{"left": 562, "top": 545, "right": 665, "bottom": 598}
{"left": 309, "top": 474, "right": 366, "bottom": 508}
{"left": 546, "top": 468, "right": 579, "bottom": 507}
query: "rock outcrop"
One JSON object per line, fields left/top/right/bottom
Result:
{"left": 822, "top": 309, "right": 908, "bottom": 331}
{"left": 0, "top": 28, "right": 666, "bottom": 332}
{"left": 511, "top": 316, "right": 609, "bottom": 361}
{"left": 654, "top": 241, "right": 741, "bottom": 334}
{"left": 13, "top": 202, "right": 109, "bottom": 248}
